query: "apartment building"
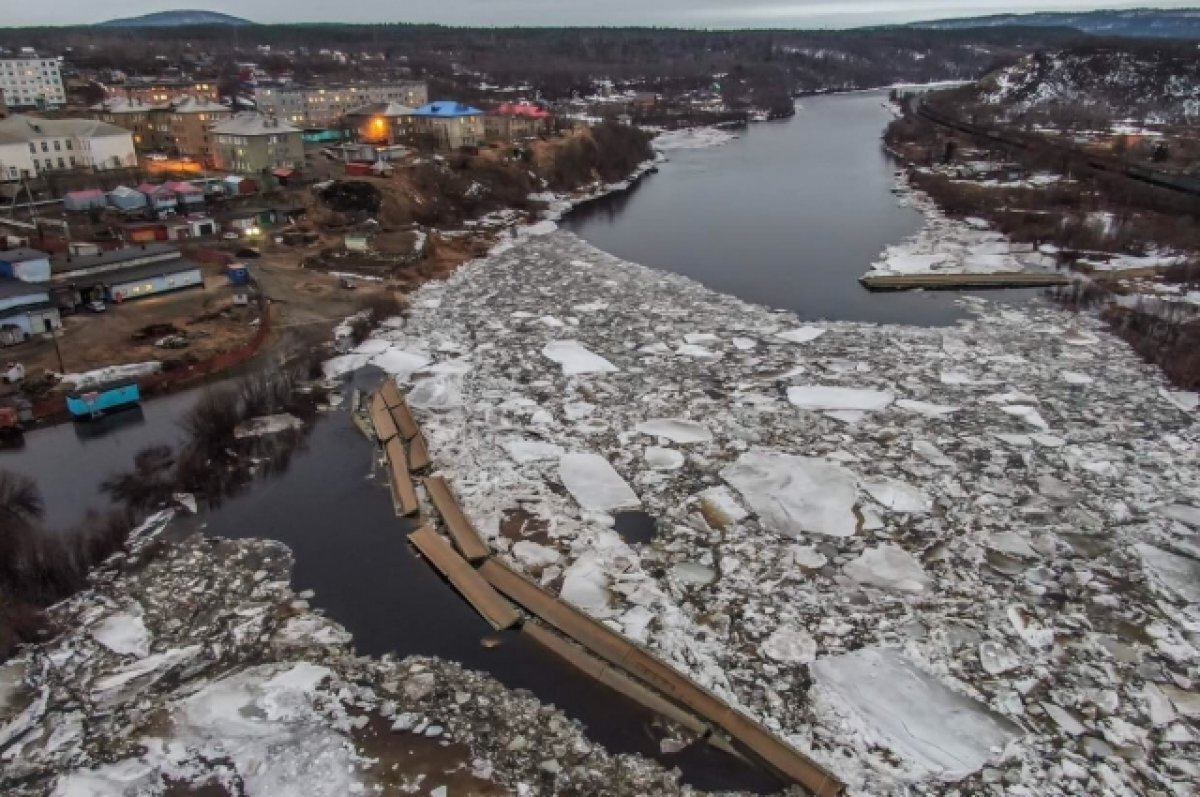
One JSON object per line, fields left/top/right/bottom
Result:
{"left": 0, "top": 115, "right": 135, "bottom": 181}
{"left": 255, "top": 81, "right": 428, "bottom": 128}
{"left": 119, "top": 77, "right": 220, "bottom": 105}
{"left": 94, "top": 96, "right": 232, "bottom": 163}
{"left": 0, "top": 54, "right": 65, "bottom": 110}
{"left": 210, "top": 113, "right": 304, "bottom": 174}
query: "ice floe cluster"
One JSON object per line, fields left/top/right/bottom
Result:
{"left": 0, "top": 514, "right": 692, "bottom": 796}
{"left": 865, "top": 173, "right": 1060, "bottom": 279}
{"left": 652, "top": 126, "right": 740, "bottom": 151}
{"left": 370, "top": 229, "right": 1199, "bottom": 795}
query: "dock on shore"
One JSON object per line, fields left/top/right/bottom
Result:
{"left": 860, "top": 271, "right": 1071, "bottom": 291}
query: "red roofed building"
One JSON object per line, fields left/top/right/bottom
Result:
{"left": 485, "top": 102, "right": 553, "bottom": 142}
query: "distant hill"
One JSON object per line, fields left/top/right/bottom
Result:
{"left": 99, "top": 10, "right": 253, "bottom": 28}
{"left": 910, "top": 8, "right": 1200, "bottom": 39}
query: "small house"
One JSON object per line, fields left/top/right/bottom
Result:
{"left": 0, "top": 248, "right": 52, "bottom": 283}
{"left": 485, "top": 103, "right": 553, "bottom": 141}
{"left": 63, "top": 189, "right": 109, "bottom": 212}
{"left": 164, "top": 181, "right": 205, "bottom": 209}
{"left": 137, "top": 183, "right": 179, "bottom": 214}
{"left": 222, "top": 175, "right": 257, "bottom": 196}
{"left": 120, "top": 222, "right": 168, "bottom": 243}
{"left": 0, "top": 279, "right": 61, "bottom": 340}
{"left": 107, "top": 185, "right": 149, "bottom": 212}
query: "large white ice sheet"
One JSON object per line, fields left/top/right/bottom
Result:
{"left": 787, "top": 385, "right": 895, "bottom": 412}
{"left": 542, "top": 340, "right": 618, "bottom": 375}
{"left": 813, "top": 648, "right": 1022, "bottom": 781}
{"left": 558, "top": 453, "right": 640, "bottom": 512}
{"left": 721, "top": 450, "right": 859, "bottom": 538}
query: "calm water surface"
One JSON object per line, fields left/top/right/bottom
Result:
{"left": 565, "top": 91, "right": 1039, "bottom": 325}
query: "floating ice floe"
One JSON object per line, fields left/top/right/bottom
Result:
{"left": 721, "top": 450, "right": 859, "bottom": 538}
{"left": 1136, "top": 544, "right": 1200, "bottom": 603}
{"left": 512, "top": 540, "right": 562, "bottom": 569}
{"left": 635, "top": 418, "right": 713, "bottom": 444}
{"left": 812, "top": 647, "right": 1022, "bottom": 780}
{"left": 861, "top": 477, "right": 931, "bottom": 513}
{"left": 502, "top": 438, "right": 565, "bottom": 464}
{"left": 776, "top": 326, "right": 827, "bottom": 344}
{"left": 1000, "top": 405, "right": 1049, "bottom": 430}
{"left": 843, "top": 544, "right": 930, "bottom": 592}
{"left": 786, "top": 385, "right": 895, "bottom": 412}
{"left": 761, "top": 626, "right": 818, "bottom": 664}
{"left": 558, "top": 453, "right": 639, "bottom": 512}
{"left": 895, "top": 398, "right": 960, "bottom": 417}
{"left": 560, "top": 554, "right": 612, "bottom": 613}
{"left": 1160, "top": 389, "right": 1199, "bottom": 412}
{"left": 90, "top": 610, "right": 151, "bottom": 658}
{"left": 652, "top": 127, "right": 738, "bottom": 151}
{"left": 645, "top": 447, "right": 685, "bottom": 470}
{"left": 978, "top": 642, "right": 1020, "bottom": 675}
{"left": 233, "top": 414, "right": 304, "bottom": 439}
{"left": 542, "top": 340, "right": 618, "bottom": 375}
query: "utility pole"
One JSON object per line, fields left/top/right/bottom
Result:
{"left": 50, "top": 325, "right": 65, "bottom": 374}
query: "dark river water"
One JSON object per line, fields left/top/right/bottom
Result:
{"left": 5, "top": 92, "right": 1041, "bottom": 791}
{"left": 565, "top": 91, "right": 1039, "bottom": 326}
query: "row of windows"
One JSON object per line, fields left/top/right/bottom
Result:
{"left": 28, "top": 139, "right": 74, "bottom": 153}
{"left": 34, "top": 156, "right": 77, "bottom": 170}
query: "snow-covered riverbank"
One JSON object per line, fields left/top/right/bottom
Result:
{"left": 1, "top": 513, "right": 692, "bottom": 796}
{"left": 865, "top": 172, "right": 1061, "bottom": 279}
{"left": 366, "top": 230, "right": 1199, "bottom": 795}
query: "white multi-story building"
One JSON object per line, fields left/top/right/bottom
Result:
{"left": 255, "top": 81, "right": 427, "bottom": 128}
{"left": 0, "top": 55, "right": 65, "bottom": 110}
{"left": 0, "top": 115, "right": 136, "bottom": 181}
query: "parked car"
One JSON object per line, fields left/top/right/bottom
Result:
{"left": 86, "top": 300, "right": 106, "bottom": 313}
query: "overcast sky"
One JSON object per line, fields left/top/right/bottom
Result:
{"left": 8, "top": 0, "right": 1196, "bottom": 28}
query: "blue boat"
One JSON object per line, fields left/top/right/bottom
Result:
{"left": 67, "top": 381, "right": 141, "bottom": 420}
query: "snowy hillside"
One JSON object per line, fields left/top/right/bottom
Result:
{"left": 978, "top": 46, "right": 1200, "bottom": 122}
{"left": 912, "top": 8, "right": 1200, "bottom": 39}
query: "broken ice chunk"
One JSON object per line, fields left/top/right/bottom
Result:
{"left": 775, "top": 326, "right": 826, "bottom": 344}
{"left": 558, "top": 453, "right": 639, "bottom": 512}
{"left": 978, "top": 642, "right": 1019, "bottom": 675}
{"left": 511, "top": 541, "right": 561, "bottom": 569}
{"left": 721, "top": 450, "right": 859, "bottom": 538}
{"left": 789, "top": 545, "right": 828, "bottom": 570}
{"left": 90, "top": 610, "right": 151, "bottom": 658}
{"left": 1000, "top": 405, "right": 1049, "bottom": 430}
{"left": 1136, "top": 544, "right": 1200, "bottom": 603}
{"left": 560, "top": 553, "right": 612, "bottom": 613}
{"left": 843, "top": 545, "right": 930, "bottom": 592}
{"left": 635, "top": 418, "right": 713, "bottom": 444}
{"left": 1160, "top": 389, "right": 1198, "bottom": 412}
{"left": 645, "top": 447, "right": 685, "bottom": 471}
{"left": 787, "top": 385, "right": 894, "bottom": 412}
{"left": 895, "top": 399, "right": 960, "bottom": 417}
{"left": 541, "top": 340, "right": 618, "bottom": 375}
{"left": 1041, "top": 702, "right": 1087, "bottom": 736}
{"left": 697, "top": 486, "right": 748, "bottom": 529}
{"left": 1060, "top": 371, "right": 1094, "bottom": 385}
{"left": 1007, "top": 605, "right": 1055, "bottom": 648}
{"left": 1161, "top": 504, "right": 1200, "bottom": 528}
{"left": 760, "top": 626, "right": 817, "bottom": 664}
{"left": 812, "top": 647, "right": 1022, "bottom": 780}
{"left": 670, "top": 562, "right": 717, "bottom": 586}
{"left": 861, "top": 477, "right": 931, "bottom": 513}
{"left": 503, "top": 439, "right": 565, "bottom": 464}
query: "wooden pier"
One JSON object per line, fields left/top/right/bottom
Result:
{"left": 390, "top": 401, "right": 421, "bottom": 440}
{"left": 480, "top": 559, "right": 845, "bottom": 797}
{"left": 860, "top": 271, "right": 1070, "bottom": 291}
{"left": 384, "top": 437, "right": 420, "bottom": 516}
{"left": 424, "top": 476, "right": 491, "bottom": 564}
{"left": 369, "top": 394, "right": 399, "bottom": 443}
{"left": 408, "top": 525, "right": 521, "bottom": 630}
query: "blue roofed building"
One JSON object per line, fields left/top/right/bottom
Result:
{"left": 410, "top": 101, "right": 484, "bottom": 150}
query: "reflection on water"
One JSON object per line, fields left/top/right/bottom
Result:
{"left": 565, "top": 91, "right": 1040, "bottom": 326}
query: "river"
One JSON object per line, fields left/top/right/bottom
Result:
{"left": 565, "top": 91, "right": 1039, "bottom": 326}
{"left": 6, "top": 91, "right": 1029, "bottom": 791}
